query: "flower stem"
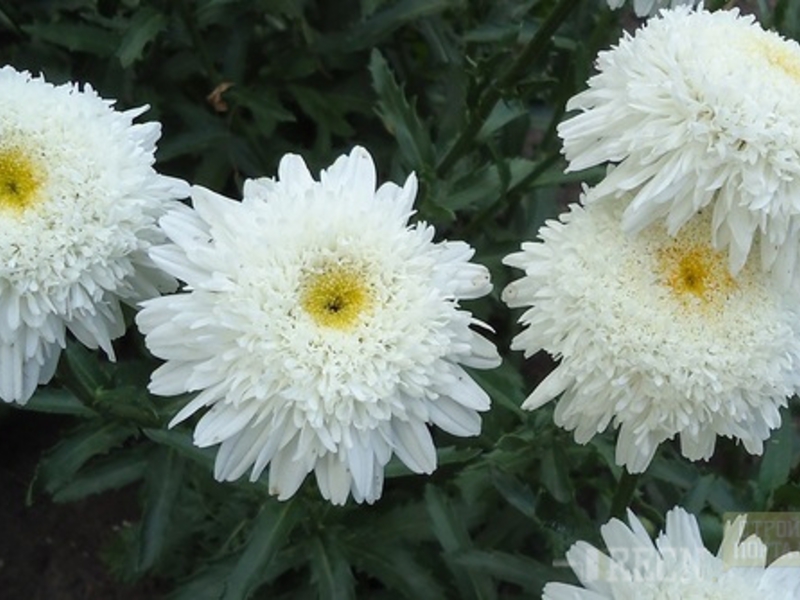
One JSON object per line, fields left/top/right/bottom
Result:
{"left": 435, "top": 0, "right": 581, "bottom": 178}
{"left": 610, "top": 470, "right": 640, "bottom": 520}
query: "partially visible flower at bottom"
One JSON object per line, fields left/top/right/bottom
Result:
{"left": 502, "top": 197, "right": 800, "bottom": 473}
{"left": 544, "top": 507, "right": 800, "bottom": 599}
{"left": 136, "top": 146, "right": 500, "bottom": 505}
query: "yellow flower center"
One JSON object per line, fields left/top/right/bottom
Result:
{"left": 300, "top": 263, "right": 372, "bottom": 329}
{"left": 0, "top": 146, "right": 43, "bottom": 214}
{"left": 658, "top": 241, "right": 736, "bottom": 305}
{"left": 751, "top": 35, "right": 800, "bottom": 82}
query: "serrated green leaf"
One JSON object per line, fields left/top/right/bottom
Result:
{"left": 36, "top": 421, "right": 137, "bottom": 495}
{"left": 53, "top": 446, "right": 148, "bottom": 503}
{"left": 117, "top": 8, "right": 167, "bottom": 67}
{"left": 222, "top": 501, "right": 299, "bottom": 600}
{"left": 369, "top": 49, "right": 435, "bottom": 171}
{"left": 138, "top": 449, "right": 186, "bottom": 573}
{"left": 309, "top": 536, "right": 356, "bottom": 600}
{"left": 22, "top": 387, "right": 95, "bottom": 418}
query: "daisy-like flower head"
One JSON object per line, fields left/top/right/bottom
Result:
{"left": 502, "top": 196, "right": 800, "bottom": 473}
{"left": 136, "top": 146, "right": 500, "bottom": 505}
{"left": 544, "top": 507, "right": 800, "bottom": 599}
{"left": 0, "top": 66, "right": 187, "bottom": 405}
{"left": 559, "top": 7, "right": 800, "bottom": 283}
{"left": 605, "top": 0, "right": 698, "bottom": 18}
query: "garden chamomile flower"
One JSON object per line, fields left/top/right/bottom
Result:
{"left": 503, "top": 197, "right": 800, "bottom": 473}
{"left": 544, "top": 507, "right": 800, "bottom": 599}
{"left": 559, "top": 7, "right": 800, "bottom": 282}
{"left": 136, "top": 147, "right": 500, "bottom": 505}
{"left": 0, "top": 66, "right": 186, "bottom": 405}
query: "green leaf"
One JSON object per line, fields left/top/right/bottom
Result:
{"left": 759, "top": 410, "right": 796, "bottom": 495}
{"left": 425, "top": 485, "right": 497, "bottom": 600}
{"left": 452, "top": 550, "right": 550, "bottom": 591}
{"left": 343, "top": 542, "right": 445, "bottom": 600}
{"left": 222, "top": 501, "right": 300, "bottom": 600}
{"left": 23, "top": 22, "right": 118, "bottom": 55}
{"left": 682, "top": 474, "right": 716, "bottom": 513}
{"left": 490, "top": 467, "right": 537, "bottom": 519}
{"left": 168, "top": 559, "right": 235, "bottom": 600}
{"left": 142, "top": 427, "right": 217, "bottom": 471}
{"left": 60, "top": 341, "right": 112, "bottom": 404}
{"left": 477, "top": 100, "right": 529, "bottom": 142}
{"left": 540, "top": 446, "right": 573, "bottom": 503}
{"left": 287, "top": 84, "right": 355, "bottom": 137}
{"left": 22, "top": 387, "right": 95, "bottom": 418}
{"left": 469, "top": 364, "right": 526, "bottom": 418}
{"left": 385, "top": 446, "right": 482, "bottom": 478}
{"left": 317, "top": 0, "right": 458, "bottom": 54}
{"left": 36, "top": 421, "right": 137, "bottom": 495}
{"left": 369, "top": 49, "right": 435, "bottom": 171}
{"left": 117, "top": 8, "right": 167, "bottom": 67}
{"left": 137, "top": 449, "right": 186, "bottom": 573}
{"left": 309, "top": 536, "right": 356, "bottom": 600}
{"left": 441, "top": 164, "right": 504, "bottom": 211}
{"left": 52, "top": 446, "right": 149, "bottom": 503}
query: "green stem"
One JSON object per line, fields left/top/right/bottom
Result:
{"left": 610, "top": 470, "right": 640, "bottom": 520}
{"left": 435, "top": 0, "right": 582, "bottom": 178}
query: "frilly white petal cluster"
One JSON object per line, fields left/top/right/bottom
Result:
{"left": 560, "top": 7, "right": 800, "bottom": 283}
{"left": 502, "top": 198, "right": 800, "bottom": 473}
{"left": 0, "top": 65, "right": 188, "bottom": 405}
{"left": 544, "top": 507, "right": 800, "bottom": 599}
{"left": 605, "top": 0, "right": 698, "bottom": 18}
{"left": 136, "top": 146, "right": 500, "bottom": 505}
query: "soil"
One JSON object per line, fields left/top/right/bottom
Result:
{"left": 0, "top": 408, "right": 158, "bottom": 600}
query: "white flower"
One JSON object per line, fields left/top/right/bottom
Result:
{"left": 544, "top": 507, "right": 800, "bottom": 599}
{"left": 502, "top": 197, "right": 800, "bottom": 473}
{"left": 136, "top": 146, "right": 500, "bottom": 505}
{"left": 0, "top": 66, "right": 187, "bottom": 405}
{"left": 605, "top": 0, "right": 698, "bottom": 18}
{"left": 559, "top": 7, "right": 800, "bottom": 283}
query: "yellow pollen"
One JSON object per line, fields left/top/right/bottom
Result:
{"left": 0, "top": 146, "right": 42, "bottom": 214}
{"left": 658, "top": 243, "right": 736, "bottom": 305}
{"left": 300, "top": 264, "right": 371, "bottom": 330}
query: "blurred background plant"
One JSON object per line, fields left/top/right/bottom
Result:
{"left": 1, "top": 0, "right": 799, "bottom": 598}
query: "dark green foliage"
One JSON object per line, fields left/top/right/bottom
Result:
{"left": 5, "top": 0, "right": 800, "bottom": 598}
